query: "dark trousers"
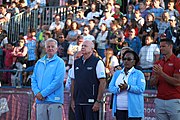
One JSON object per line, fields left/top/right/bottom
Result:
{"left": 116, "top": 110, "right": 141, "bottom": 120}
{"left": 75, "top": 105, "right": 99, "bottom": 120}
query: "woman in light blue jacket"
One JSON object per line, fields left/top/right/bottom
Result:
{"left": 109, "top": 50, "right": 146, "bottom": 120}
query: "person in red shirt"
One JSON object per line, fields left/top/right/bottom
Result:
{"left": 150, "top": 38, "right": 180, "bottom": 120}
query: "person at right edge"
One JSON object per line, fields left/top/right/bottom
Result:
{"left": 109, "top": 50, "right": 146, "bottom": 120}
{"left": 150, "top": 38, "right": 180, "bottom": 120}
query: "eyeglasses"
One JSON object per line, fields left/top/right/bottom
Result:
{"left": 83, "top": 29, "right": 88, "bottom": 31}
{"left": 122, "top": 58, "right": 134, "bottom": 61}
{"left": 59, "top": 36, "right": 64, "bottom": 38}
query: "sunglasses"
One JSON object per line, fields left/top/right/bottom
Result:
{"left": 123, "top": 57, "right": 134, "bottom": 61}
{"left": 59, "top": 36, "right": 64, "bottom": 38}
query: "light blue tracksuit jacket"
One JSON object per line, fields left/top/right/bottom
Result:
{"left": 108, "top": 68, "right": 146, "bottom": 118}
{"left": 31, "top": 54, "right": 65, "bottom": 104}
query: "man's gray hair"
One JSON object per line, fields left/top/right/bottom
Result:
{"left": 45, "top": 38, "right": 58, "bottom": 48}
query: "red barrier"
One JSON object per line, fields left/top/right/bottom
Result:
{"left": 0, "top": 88, "right": 157, "bottom": 120}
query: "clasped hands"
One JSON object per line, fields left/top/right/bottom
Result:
{"left": 118, "top": 80, "right": 128, "bottom": 91}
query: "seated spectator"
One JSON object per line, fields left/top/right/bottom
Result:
{"left": 62, "top": 18, "right": 72, "bottom": 38}
{"left": 112, "top": 3, "right": 124, "bottom": 19}
{"left": 124, "top": 19, "right": 138, "bottom": 38}
{"left": 89, "top": 19, "right": 99, "bottom": 38}
{"left": 126, "top": 3, "right": 135, "bottom": 20}
{"left": 134, "top": 9, "right": 144, "bottom": 32}
{"left": 125, "top": 28, "right": 142, "bottom": 54}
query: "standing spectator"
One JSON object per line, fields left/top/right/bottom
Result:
{"left": 150, "top": 39, "right": 180, "bottom": 120}
{"left": 67, "top": 35, "right": 83, "bottom": 67}
{"left": 96, "top": 23, "right": 108, "bottom": 58}
{"left": 166, "top": 0, "right": 179, "bottom": 18}
{"left": 125, "top": 28, "right": 142, "bottom": 54}
{"left": 112, "top": 3, "right": 124, "bottom": 19}
{"left": 8, "top": 2, "right": 19, "bottom": 16}
{"left": 109, "top": 50, "right": 146, "bottom": 120}
{"left": 0, "top": 5, "right": 11, "bottom": 23}
{"left": 66, "top": 21, "right": 81, "bottom": 43}
{"left": 31, "top": 38, "right": 65, "bottom": 120}
{"left": 165, "top": 16, "right": 178, "bottom": 52}
{"left": 139, "top": 1, "right": 149, "bottom": 19}
{"left": 139, "top": 35, "right": 160, "bottom": 70}
{"left": 49, "top": 15, "right": 64, "bottom": 37}
{"left": 57, "top": 33, "right": 69, "bottom": 61}
{"left": 149, "top": 0, "right": 164, "bottom": 24}
{"left": 139, "top": 13, "right": 159, "bottom": 46}
{"left": 71, "top": 40, "right": 106, "bottom": 120}
{"left": 82, "top": 25, "right": 95, "bottom": 42}
{"left": 0, "top": 30, "right": 8, "bottom": 48}
{"left": 98, "top": 9, "right": 115, "bottom": 29}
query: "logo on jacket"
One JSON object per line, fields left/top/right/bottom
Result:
{"left": 75, "top": 67, "right": 79, "bottom": 70}
{"left": 87, "top": 67, "right": 93, "bottom": 70}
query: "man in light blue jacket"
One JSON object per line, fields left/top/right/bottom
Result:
{"left": 31, "top": 38, "right": 65, "bottom": 120}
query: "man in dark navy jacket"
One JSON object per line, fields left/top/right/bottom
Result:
{"left": 71, "top": 40, "right": 106, "bottom": 120}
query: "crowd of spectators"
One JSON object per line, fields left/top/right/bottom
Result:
{"left": 0, "top": 0, "right": 179, "bottom": 87}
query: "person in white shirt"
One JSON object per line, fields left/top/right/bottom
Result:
{"left": 98, "top": 9, "right": 114, "bottom": 29}
{"left": 82, "top": 25, "right": 95, "bottom": 42}
{"left": 49, "top": 15, "right": 64, "bottom": 33}
{"left": 139, "top": 35, "right": 160, "bottom": 70}
{"left": 86, "top": 3, "right": 101, "bottom": 20}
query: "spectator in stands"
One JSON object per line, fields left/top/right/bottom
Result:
{"left": 2, "top": 43, "right": 13, "bottom": 85}
{"left": 157, "top": 11, "right": 170, "bottom": 39}
{"left": 109, "top": 50, "right": 146, "bottom": 120}
{"left": 82, "top": 25, "right": 95, "bottom": 42}
{"left": 103, "top": 48, "right": 119, "bottom": 85}
{"left": 62, "top": 18, "right": 72, "bottom": 38}
{"left": 150, "top": 39, "right": 180, "bottom": 120}
{"left": 166, "top": 0, "right": 179, "bottom": 18}
{"left": 19, "top": 0, "right": 29, "bottom": 12}
{"left": 106, "top": 3, "right": 115, "bottom": 16}
{"left": 8, "top": 2, "right": 19, "bottom": 16}
{"left": 126, "top": 3, "right": 135, "bottom": 20}
{"left": 165, "top": 16, "right": 178, "bottom": 51}
{"left": 98, "top": 9, "right": 114, "bottom": 29}
{"left": 11, "top": 37, "right": 28, "bottom": 66}
{"left": 139, "top": 35, "right": 160, "bottom": 70}
{"left": 0, "top": 5, "right": 11, "bottom": 23}
{"left": 86, "top": 3, "right": 101, "bottom": 20}
{"left": 125, "top": 28, "right": 142, "bottom": 54}
{"left": 134, "top": 9, "right": 144, "bottom": 32}
{"left": 96, "top": 23, "right": 108, "bottom": 58}
{"left": 121, "top": 15, "right": 128, "bottom": 30}
{"left": 139, "top": 1, "right": 149, "bottom": 18}
{"left": 24, "top": 29, "right": 37, "bottom": 67}
{"left": 31, "top": 38, "right": 65, "bottom": 120}
{"left": 38, "top": 31, "right": 51, "bottom": 58}
{"left": 149, "top": 0, "right": 164, "bottom": 24}
{"left": 139, "top": 13, "right": 159, "bottom": 46}
{"left": 0, "top": 30, "right": 8, "bottom": 48}
{"left": 75, "top": 9, "right": 88, "bottom": 31}
{"left": 65, "top": 0, "right": 79, "bottom": 7}
{"left": 124, "top": 19, "right": 139, "bottom": 38}
{"left": 57, "top": 33, "right": 69, "bottom": 61}
{"left": 66, "top": 21, "right": 81, "bottom": 43}
{"left": 49, "top": 14, "right": 64, "bottom": 37}
{"left": 108, "top": 20, "right": 124, "bottom": 55}
{"left": 145, "top": 0, "right": 153, "bottom": 10}
{"left": 71, "top": 40, "right": 106, "bottom": 120}
{"left": 112, "top": 3, "right": 123, "bottom": 19}
{"left": 67, "top": 35, "right": 83, "bottom": 67}
{"left": 89, "top": 19, "right": 99, "bottom": 39}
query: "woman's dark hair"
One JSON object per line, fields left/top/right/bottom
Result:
{"left": 122, "top": 50, "right": 140, "bottom": 66}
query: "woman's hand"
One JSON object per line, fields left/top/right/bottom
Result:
{"left": 118, "top": 80, "right": 128, "bottom": 91}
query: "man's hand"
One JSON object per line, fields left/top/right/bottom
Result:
{"left": 153, "top": 64, "right": 163, "bottom": 75}
{"left": 36, "top": 92, "right": 44, "bottom": 101}
{"left": 92, "top": 101, "right": 100, "bottom": 112}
